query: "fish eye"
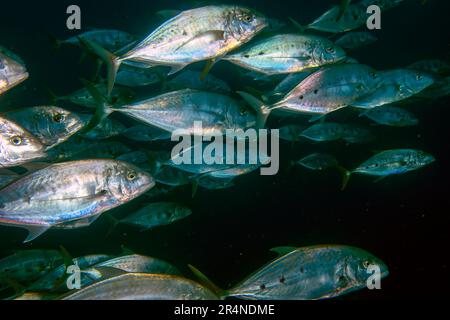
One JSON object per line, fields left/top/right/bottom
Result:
{"left": 370, "top": 72, "right": 378, "bottom": 79}
{"left": 243, "top": 14, "right": 253, "bottom": 23}
{"left": 10, "top": 136, "right": 24, "bottom": 146}
{"left": 53, "top": 114, "right": 65, "bottom": 123}
{"left": 416, "top": 74, "right": 423, "bottom": 81}
{"left": 326, "top": 47, "right": 335, "bottom": 53}
{"left": 127, "top": 171, "right": 137, "bottom": 181}
{"left": 362, "top": 261, "right": 371, "bottom": 269}
{"left": 240, "top": 107, "right": 248, "bottom": 116}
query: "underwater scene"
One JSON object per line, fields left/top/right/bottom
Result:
{"left": 0, "top": 0, "right": 449, "bottom": 301}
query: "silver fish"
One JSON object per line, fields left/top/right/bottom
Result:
{"left": 62, "top": 273, "right": 219, "bottom": 300}
{"left": 0, "top": 50, "right": 28, "bottom": 95}
{"left": 360, "top": 105, "right": 418, "bottom": 127}
{"left": 407, "top": 59, "right": 450, "bottom": 76}
{"left": 5, "top": 106, "right": 85, "bottom": 149}
{"left": 93, "top": 255, "right": 181, "bottom": 275}
{"left": 223, "top": 34, "right": 346, "bottom": 75}
{"left": 0, "top": 160, "right": 155, "bottom": 242}
{"left": 0, "top": 116, "right": 46, "bottom": 168}
{"left": 297, "top": 153, "right": 339, "bottom": 171}
{"left": 167, "top": 70, "right": 231, "bottom": 93}
{"left": 116, "top": 65, "right": 165, "bottom": 87}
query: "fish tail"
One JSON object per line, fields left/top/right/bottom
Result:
{"left": 236, "top": 91, "right": 272, "bottom": 129}
{"left": 337, "top": 165, "right": 352, "bottom": 191}
{"left": 77, "top": 37, "right": 122, "bottom": 96}
{"left": 188, "top": 265, "right": 228, "bottom": 299}
{"left": 79, "top": 79, "right": 114, "bottom": 134}
{"left": 288, "top": 17, "right": 307, "bottom": 33}
{"left": 103, "top": 213, "right": 121, "bottom": 239}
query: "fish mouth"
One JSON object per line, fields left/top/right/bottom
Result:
{"left": 8, "top": 71, "right": 29, "bottom": 89}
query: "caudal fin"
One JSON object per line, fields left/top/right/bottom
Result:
{"left": 77, "top": 37, "right": 122, "bottom": 96}
{"left": 236, "top": 91, "right": 272, "bottom": 129}
{"left": 188, "top": 265, "right": 227, "bottom": 299}
{"left": 289, "top": 17, "right": 307, "bottom": 33}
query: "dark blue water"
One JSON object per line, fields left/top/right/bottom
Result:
{"left": 1, "top": 0, "right": 449, "bottom": 299}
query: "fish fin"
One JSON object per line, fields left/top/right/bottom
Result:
{"left": 337, "top": 0, "right": 351, "bottom": 22}
{"left": 47, "top": 33, "right": 63, "bottom": 50}
{"left": 58, "top": 245, "right": 74, "bottom": 268}
{"left": 270, "top": 247, "right": 297, "bottom": 256}
{"left": 103, "top": 214, "right": 121, "bottom": 239}
{"left": 2, "top": 278, "right": 26, "bottom": 298}
{"left": 120, "top": 245, "right": 135, "bottom": 255}
{"left": 167, "top": 64, "right": 188, "bottom": 76}
{"left": 79, "top": 78, "right": 113, "bottom": 133}
{"left": 309, "top": 114, "right": 326, "bottom": 123}
{"left": 373, "top": 176, "right": 388, "bottom": 183}
{"left": 288, "top": 17, "right": 306, "bottom": 32}
{"left": 156, "top": 9, "right": 182, "bottom": 20}
{"left": 19, "top": 162, "right": 51, "bottom": 173}
{"left": 42, "top": 84, "right": 60, "bottom": 105}
{"left": 200, "top": 59, "right": 217, "bottom": 81}
{"left": 337, "top": 166, "right": 352, "bottom": 191}
{"left": 188, "top": 265, "right": 226, "bottom": 298}
{"left": 236, "top": 91, "right": 271, "bottom": 129}
{"left": 191, "top": 181, "right": 199, "bottom": 199}
{"left": 77, "top": 37, "right": 122, "bottom": 96}
{"left": 23, "top": 225, "right": 51, "bottom": 243}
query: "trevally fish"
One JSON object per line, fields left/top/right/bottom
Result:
{"left": 407, "top": 59, "right": 450, "bottom": 76}
{"left": 301, "top": 122, "right": 374, "bottom": 144}
{"left": 79, "top": 116, "right": 127, "bottom": 140}
{"left": 62, "top": 273, "right": 218, "bottom": 300}
{"left": 81, "top": 5, "right": 268, "bottom": 94}
{"left": 52, "top": 29, "right": 137, "bottom": 52}
{"left": 267, "top": 70, "right": 318, "bottom": 100}
{"left": 223, "top": 34, "right": 346, "bottom": 75}
{"left": 0, "top": 116, "right": 46, "bottom": 168}
{"left": 238, "top": 64, "right": 381, "bottom": 127}
{"left": 279, "top": 125, "right": 307, "bottom": 142}
{"left": 343, "top": 149, "right": 435, "bottom": 189}
{"left": 91, "top": 88, "right": 257, "bottom": 136}
{"left": 5, "top": 106, "right": 85, "bottom": 149}
{"left": 27, "top": 254, "right": 113, "bottom": 292}
{"left": 93, "top": 255, "right": 181, "bottom": 275}
{"left": 112, "top": 202, "right": 192, "bottom": 230}
{"left": 0, "top": 250, "right": 64, "bottom": 285}
{"left": 191, "top": 245, "right": 388, "bottom": 300}
{"left": 335, "top": 32, "right": 377, "bottom": 50}
{"left": 0, "top": 160, "right": 155, "bottom": 242}
{"left": 166, "top": 70, "right": 231, "bottom": 93}
{"left": 121, "top": 125, "right": 172, "bottom": 142}
{"left": 116, "top": 65, "right": 165, "bottom": 87}
{"left": 351, "top": 69, "right": 435, "bottom": 109}
{"left": 297, "top": 153, "right": 339, "bottom": 171}
{"left": 360, "top": 105, "right": 418, "bottom": 127}
{"left": 0, "top": 50, "right": 28, "bottom": 95}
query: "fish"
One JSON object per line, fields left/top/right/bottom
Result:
{"left": 91, "top": 88, "right": 257, "bottom": 136}
{"left": 335, "top": 32, "right": 378, "bottom": 50}
{"left": 0, "top": 250, "right": 64, "bottom": 286}
{"left": 52, "top": 29, "right": 137, "bottom": 52}
{"left": 297, "top": 153, "right": 339, "bottom": 171}
{"left": 0, "top": 169, "right": 20, "bottom": 188}
{"left": 27, "top": 254, "right": 113, "bottom": 292}
{"left": 93, "top": 255, "right": 181, "bottom": 275}
{"left": 154, "top": 166, "right": 194, "bottom": 187}
{"left": 167, "top": 70, "right": 231, "bottom": 93}
{"left": 0, "top": 160, "right": 155, "bottom": 242}
{"left": 61, "top": 273, "right": 219, "bottom": 300}
{"left": 115, "top": 202, "right": 192, "bottom": 230}
{"left": 407, "top": 59, "right": 450, "bottom": 76}
{"left": 81, "top": 5, "right": 268, "bottom": 94}
{"left": 116, "top": 65, "right": 166, "bottom": 87}
{"left": 279, "top": 125, "right": 308, "bottom": 142}
{"left": 351, "top": 69, "right": 435, "bottom": 109}
{"left": 418, "top": 76, "right": 450, "bottom": 99}
{"left": 223, "top": 34, "right": 346, "bottom": 75}
{"left": 238, "top": 64, "right": 381, "bottom": 127}
{"left": 0, "top": 50, "right": 29, "bottom": 95}
{"left": 267, "top": 71, "right": 318, "bottom": 100}
{"left": 121, "top": 125, "right": 172, "bottom": 142}
{"left": 360, "top": 105, "right": 419, "bottom": 127}
{"left": 343, "top": 149, "right": 435, "bottom": 189}
{"left": 0, "top": 116, "right": 47, "bottom": 168}
{"left": 80, "top": 117, "right": 127, "bottom": 140}
{"left": 191, "top": 245, "right": 389, "bottom": 300}
{"left": 301, "top": 122, "right": 374, "bottom": 144}
{"left": 5, "top": 106, "right": 85, "bottom": 149}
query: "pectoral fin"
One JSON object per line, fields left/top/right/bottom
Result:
{"left": 23, "top": 225, "right": 51, "bottom": 243}
{"left": 270, "top": 247, "right": 298, "bottom": 256}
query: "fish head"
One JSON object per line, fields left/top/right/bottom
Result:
{"left": 403, "top": 70, "right": 435, "bottom": 94}
{"left": 315, "top": 42, "right": 346, "bottom": 66}
{"left": 0, "top": 52, "right": 28, "bottom": 94}
{"left": 172, "top": 205, "right": 192, "bottom": 220}
{"left": 107, "top": 161, "right": 156, "bottom": 202}
{"left": 227, "top": 7, "right": 268, "bottom": 42}
{"left": 28, "top": 107, "right": 85, "bottom": 147}
{"left": 412, "top": 150, "right": 436, "bottom": 168}
{"left": 0, "top": 117, "right": 46, "bottom": 166}
{"left": 344, "top": 247, "right": 389, "bottom": 289}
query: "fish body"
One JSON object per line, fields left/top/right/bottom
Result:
{"left": 120, "top": 202, "right": 192, "bottom": 230}
{"left": 0, "top": 116, "right": 46, "bottom": 167}
{"left": 298, "top": 153, "right": 339, "bottom": 170}
{"left": 110, "top": 89, "right": 256, "bottom": 135}
{"left": 62, "top": 273, "right": 219, "bottom": 300}
{"left": 0, "top": 50, "right": 28, "bottom": 95}
{"left": 335, "top": 32, "right": 377, "bottom": 50}
{"left": 94, "top": 255, "right": 181, "bottom": 275}
{"left": 223, "top": 34, "right": 346, "bottom": 75}
{"left": 167, "top": 70, "right": 231, "bottom": 93}
{"left": 80, "top": 117, "right": 127, "bottom": 140}
{"left": 360, "top": 105, "right": 418, "bottom": 127}
{"left": 59, "top": 29, "right": 137, "bottom": 52}
{"left": 351, "top": 69, "right": 435, "bottom": 109}
{"left": 407, "top": 59, "right": 450, "bottom": 76}
{"left": 5, "top": 106, "right": 85, "bottom": 149}
{"left": 116, "top": 65, "right": 164, "bottom": 87}
{"left": 121, "top": 125, "right": 172, "bottom": 142}
{"left": 353, "top": 149, "right": 435, "bottom": 177}
{"left": 227, "top": 245, "right": 389, "bottom": 300}
{"left": 0, "top": 160, "right": 155, "bottom": 242}
{"left": 307, "top": 4, "right": 367, "bottom": 33}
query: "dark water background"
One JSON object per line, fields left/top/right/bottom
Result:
{"left": 1, "top": 0, "right": 449, "bottom": 299}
